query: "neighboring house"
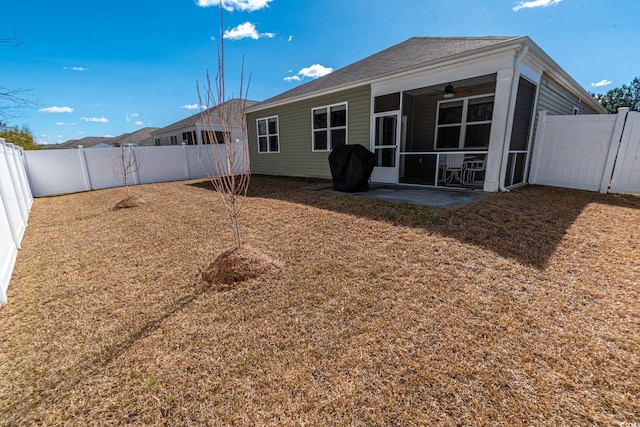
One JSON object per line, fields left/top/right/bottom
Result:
{"left": 108, "top": 127, "right": 159, "bottom": 147}
{"left": 54, "top": 136, "right": 115, "bottom": 149}
{"left": 52, "top": 128, "right": 159, "bottom": 149}
{"left": 151, "top": 99, "right": 258, "bottom": 147}
{"left": 246, "top": 36, "right": 605, "bottom": 192}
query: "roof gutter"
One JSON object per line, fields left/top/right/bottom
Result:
{"left": 499, "top": 44, "right": 529, "bottom": 192}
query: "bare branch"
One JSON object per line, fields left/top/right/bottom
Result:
{"left": 195, "top": 0, "right": 251, "bottom": 249}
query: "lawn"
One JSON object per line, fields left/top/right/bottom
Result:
{"left": 1, "top": 176, "right": 639, "bottom": 426}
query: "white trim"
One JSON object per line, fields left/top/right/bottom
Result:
{"left": 256, "top": 115, "right": 280, "bottom": 153}
{"left": 311, "top": 102, "right": 348, "bottom": 152}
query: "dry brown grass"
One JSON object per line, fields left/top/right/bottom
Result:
{"left": 1, "top": 176, "right": 638, "bottom": 426}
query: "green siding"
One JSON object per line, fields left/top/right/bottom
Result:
{"left": 247, "top": 86, "right": 371, "bottom": 179}
{"left": 537, "top": 74, "right": 599, "bottom": 116}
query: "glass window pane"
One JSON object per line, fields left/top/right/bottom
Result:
{"left": 375, "top": 147, "right": 395, "bottom": 167}
{"left": 374, "top": 93, "right": 400, "bottom": 113}
{"left": 438, "top": 101, "right": 463, "bottom": 125}
{"left": 269, "top": 136, "right": 279, "bottom": 152}
{"left": 313, "top": 108, "right": 327, "bottom": 129}
{"left": 467, "top": 99, "right": 493, "bottom": 122}
{"left": 257, "top": 119, "right": 266, "bottom": 136}
{"left": 330, "top": 105, "right": 346, "bottom": 127}
{"left": 314, "top": 130, "right": 327, "bottom": 150}
{"left": 436, "top": 126, "right": 461, "bottom": 149}
{"left": 268, "top": 117, "right": 278, "bottom": 134}
{"left": 331, "top": 129, "right": 346, "bottom": 148}
{"left": 259, "top": 136, "right": 268, "bottom": 152}
{"left": 464, "top": 124, "right": 491, "bottom": 147}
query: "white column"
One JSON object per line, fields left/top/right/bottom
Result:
{"left": 483, "top": 67, "right": 515, "bottom": 192}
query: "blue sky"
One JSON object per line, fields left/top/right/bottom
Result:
{"left": 2, "top": 0, "right": 638, "bottom": 145}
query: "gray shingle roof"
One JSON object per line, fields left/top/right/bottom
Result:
{"left": 250, "top": 36, "right": 523, "bottom": 110}
{"left": 152, "top": 99, "right": 259, "bottom": 135}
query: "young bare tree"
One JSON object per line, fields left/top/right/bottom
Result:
{"left": 108, "top": 144, "right": 146, "bottom": 210}
{"left": 197, "top": 3, "right": 251, "bottom": 250}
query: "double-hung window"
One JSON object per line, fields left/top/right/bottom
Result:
{"left": 257, "top": 116, "right": 279, "bottom": 153}
{"left": 312, "top": 103, "right": 347, "bottom": 151}
{"left": 435, "top": 95, "right": 494, "bottom": 149}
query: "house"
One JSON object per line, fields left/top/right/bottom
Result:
{"left": 246, "top": 36, "right": 605, "bottom": 192}
{"left": 108, "top": 127, "right": 159, "bottom": 147}
{"left": 151, "top": 99, "right": 258, "bottom": 147}
{"left": 51, "top": 128, "right": 159, "bottom": 149}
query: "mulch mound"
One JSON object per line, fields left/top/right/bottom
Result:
{"left": 202, "top": 246, "right": 282, "bottom": 287}
{"left": 112, "top": 194, "right": 146, "bottom": 210}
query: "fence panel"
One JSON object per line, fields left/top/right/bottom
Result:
{"left": 529, "top": 112, "right": 620, "bottom": 191}
{"left": 0, "top": 139, "right": 33, "bottom": 305}
{"left": 24, "top": 142, "right": 250, "bottom": 197}
{"left": 136, "top": 146, "right": 188, "bottom": 184}
{"left": 610, "top": 111, "right": 640, "bottom": 194}
{"left": 83, "top": 147, "right": 126, "bottom": 190}
{"left": 25, "top": 149, "right": 91, "bottom": 196}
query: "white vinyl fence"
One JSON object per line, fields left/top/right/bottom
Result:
{"left": 25, "top": 142, "right": 248, "bottom": 197}
{"left": 530, "top": 107, "right": 640, "bottom": 194}
{"left": 0, "top": 141, "right": 246, "bottom": 305}
{"left": 0, "top": 138, "right": 33, "bottom": 305}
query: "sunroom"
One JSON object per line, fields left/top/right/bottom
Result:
{"left": 369, "top": 71, "right": 538, "bottom": 193}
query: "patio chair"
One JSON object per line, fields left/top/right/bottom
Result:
{"left": 442, "top": 153, "right": 465, "bottom": 184}
{"left": 463, "top": 158, "right": 486, "bottom": 184}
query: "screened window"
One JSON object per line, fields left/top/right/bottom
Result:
{"left": 312, "top": 103, "right": 347, "bottom": 151}
{"left": 257, "top": 116, "right": 279, "bottom": 153}
{"left": 435, "top": 95, "right": 494, "bottom": 149}
{"left": 182, "top": 131, "right": 196, "bottom": 145}
{"left": 201, "top": 130, "right": 230, "bottom": 144}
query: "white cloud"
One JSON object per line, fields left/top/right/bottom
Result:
{"left": 134, "top": 121, "right": 143, "bottom": 126}
{"left": 299, "top": 64, "right": 333, "bottom": 79}
{"left": 285, "top": 64, "right": 333, "bottom": 83}
{"left": 64, "top": 66, "right": 89, "bottom": 71}
{"left": 513, "top": 0, "right": 562, "bottom": 11}
{"left": 180, "top": 103, "right": 204, "bottom": 110}
{"left": 39, "top": 106, "right": 74, "bottom": 113}
{"left": 287, "top": 35, "right": 293, "bottom": 42}
{"left": 591, "top": 79, "right": 612, "bottom": 88}
{"left": 131, "top": 112, "right": 139, "bottom": 118}
{"left": 81, "top": 117, "right": 109, "bottom": 123}
{"left": 223, "top": 22, "right": 275, "bottom": 40}
{"left": 196, "top": 0, "right": 273, "bottom": 12}
{"left": 56, "top": 122, "right": 65, "bottom": 126}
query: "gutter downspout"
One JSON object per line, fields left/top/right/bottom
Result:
{"left": 498, "top": 44, "right": 529, "bottom": 192}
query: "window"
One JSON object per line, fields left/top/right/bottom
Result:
{"left": 573, "top": 106, "right": 580, "bottom": 115}
{"left": 201, "top": 130, "right": 230, "bottom": 144}
{"left": 182, "top": 131, "right": 196, "bottom": 145}
{"left": 154, "top": 138, "right": 161, "bottom": 146}
{"left": 170, "top": 135, "right": 178, "bottom": 145}
{"left": 435, "top": 95, "right": 494, "bottom": 149}
{"left": 312, "top": 103, "right": 347, "bottom": 151}
{"left": 257, "top": 116, "right": 279, "bottom": 153}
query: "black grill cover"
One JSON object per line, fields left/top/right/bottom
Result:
{"left": 328, "top": 144, "right": 376, "bottom": 192}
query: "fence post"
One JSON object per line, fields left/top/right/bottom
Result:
{"left": 0, "top": 139, "right": 21, "bottom": 250}
{"left": 182, "top": 142, "right": 191, "bottom": 179}
{"left": 599, "top": 107, "right": 629, "bottom": 194}
{"left": 528, "top": 110, "right": 547, "bottom": 184}
{"left": 128, "top": 144, "right": 141, "bottom": 185}
{"left": 14, "top": 147, "right": 33, "bottom": 211}
{"left": 5, "top": 143, "right": 28, "bottom": 223}
{"left": 78, "top": 145, "right": 93, "bottom": 191}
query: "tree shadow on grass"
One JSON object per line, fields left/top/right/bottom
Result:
{"left": 188, "top": 175, "right": 640, "bottom": 269}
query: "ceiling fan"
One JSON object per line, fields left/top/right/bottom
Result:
{"left": 441, "top": 82, "right": 471, "bottom": 98}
